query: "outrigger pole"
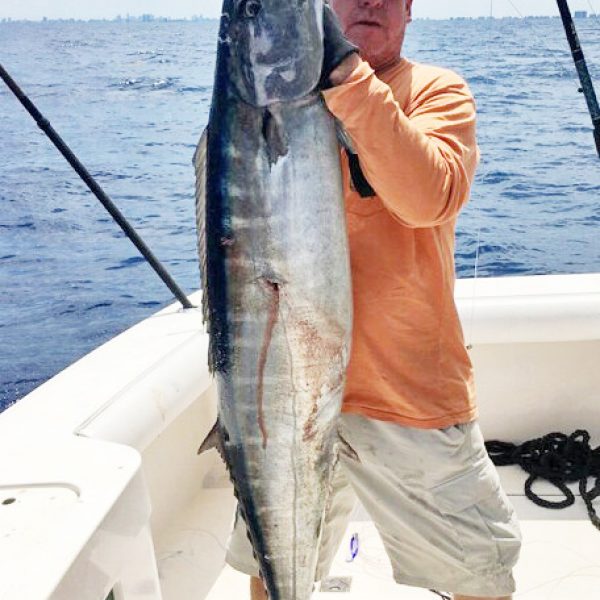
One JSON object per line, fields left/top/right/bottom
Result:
{"left": 556, "top": 0, "right": 600, "bottom": 158}
{"left": 0, "top": 63, "right": 195, "bottom": 309}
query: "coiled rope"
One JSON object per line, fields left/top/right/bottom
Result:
{"left": 485, "top": 430, "right": 600, "bottom": 530}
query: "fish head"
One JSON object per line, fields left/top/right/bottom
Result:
{"left": 221, "top": 0, "right": 324, "bottom": 106}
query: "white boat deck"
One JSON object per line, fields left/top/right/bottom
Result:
{"left": 2, "top": 274, "right": 600, "bottom": 600}
{"left": 154, "top": 463, "right": 600, "bottom": 599}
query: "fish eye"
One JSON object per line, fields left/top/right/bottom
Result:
{"left": 240, "top": 0, "right": 262, "bottom": 18}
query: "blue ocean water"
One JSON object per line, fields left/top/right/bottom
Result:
{"left": 1, "top": 18, "right": 599, "bottom": 411}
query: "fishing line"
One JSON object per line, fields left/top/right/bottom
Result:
{"left": 556, "top": 0, "right": 600, "bottom": 156}
{"left": 584, "top": 0, "right": 600, "bottom": 36}
{"left": 0, "top": 63, "right": 194, "bottom": 310}
{"left": 586, "top": 0, "right": 598, "bottom": 17}
{"left": 464, "top": 0, "right": 589, "bottom": 345}
{"left": 465, "top": 225, "right": 481, "bottom": 351}
{"left": 583, "top": 0, "right": 600, "bottom": 36}
{"left": 501, "top": 2, "right": 588, "bottom": 129}
{"left": 506, "top": 2, "right": 585, "bottom": 133}
{"left": 505, "top": 0, "right": 524, "bottom": 18}
{"left": 465, "top": 13, "right": 494, "bottom": 349}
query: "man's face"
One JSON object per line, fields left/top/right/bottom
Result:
{"left": 330, "top": 0, "right": 413, "bottom": 69}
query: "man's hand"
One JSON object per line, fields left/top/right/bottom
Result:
{"left": 329, "top": 53, "right": 362, "bottom": 87}
{"left": 319, "top": 3, "right": 359, "bottom": 89}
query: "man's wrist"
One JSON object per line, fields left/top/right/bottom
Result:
{"left": 328, "top": 53, "right": 362, "bottom": 87}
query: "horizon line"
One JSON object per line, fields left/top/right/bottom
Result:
{"left": 1, "top": 13, "right": 586, "bottom": 24}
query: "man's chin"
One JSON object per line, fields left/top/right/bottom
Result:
{"left": 352, "top": 43, "right": 384, "bottom": 67}
{"left": 357, "top": 48, "right": 396, "bottom": 71}
{"left": 346, "top": 32, "right": 385, "bottom": 58}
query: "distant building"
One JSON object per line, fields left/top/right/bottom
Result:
{"left": 574, "top": 10, "right": 588, "bottom": 18}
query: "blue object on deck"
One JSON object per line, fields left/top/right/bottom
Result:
{"left": 346, "top": 533, "right": 359, "bottom": 562}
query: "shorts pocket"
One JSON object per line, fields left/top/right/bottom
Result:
{"left": 436, "top": 422, "right": 470, "bottom": 447}
{"left": 429, "top": 461, "right": 522, "bottom": 574}
{"left": 474, "top": 486, "right": 522, "bottom": 570}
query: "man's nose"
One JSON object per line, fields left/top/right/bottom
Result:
{"left": 358, "top": 0, "right": 385, "bottom": 7}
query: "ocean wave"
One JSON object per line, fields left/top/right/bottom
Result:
{"left": 105, "top": 256, "right": 146, "bottom": 270}
{"left": 110, "top": 76, "right": 179, "bottom": 91}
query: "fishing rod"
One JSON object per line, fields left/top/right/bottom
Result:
{"left": 556, "top": 0, "right": 600, "bottom": 158}
{"left": 0, "top": 62, "right": 195, "bottom": 309}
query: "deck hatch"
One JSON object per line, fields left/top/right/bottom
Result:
{"left": 319, "top": 576, "right": 352, "bottom": 592}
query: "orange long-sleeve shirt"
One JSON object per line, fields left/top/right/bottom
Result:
{"left": 322, "top": 58, "right": 480, "bottom": 429}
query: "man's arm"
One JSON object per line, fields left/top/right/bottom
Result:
{"left": 322, "top": 58, "right": 480, "bottom": 229}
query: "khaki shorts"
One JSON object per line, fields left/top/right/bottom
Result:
{"left": 226, "top": 414, "right": 522, "bottom": 597}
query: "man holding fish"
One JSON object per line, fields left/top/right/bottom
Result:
{"left": 219, "top": 0, "right": 522, "bottom": 598}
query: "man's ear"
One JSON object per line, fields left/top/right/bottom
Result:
{"left": 406, "top": 0, "right": 414, "bottom": 23}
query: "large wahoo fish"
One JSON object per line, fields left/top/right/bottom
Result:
{"left": 194, "top": 1, "right": 352, "bottom": 598}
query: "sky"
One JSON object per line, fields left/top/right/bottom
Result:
{"left": 1, "top": 0, "right": 598, "bottom": 21}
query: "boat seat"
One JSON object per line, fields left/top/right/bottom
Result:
{"left": 0, "top": 435, "right": 161, "bottom": 600}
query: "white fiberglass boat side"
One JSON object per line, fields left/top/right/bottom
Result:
{"left": 0, "top": 273, "right": 599, "bottom": 599}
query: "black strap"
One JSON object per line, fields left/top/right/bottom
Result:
{"left": 345, "top": 149, "right": 376, "bottom": 198}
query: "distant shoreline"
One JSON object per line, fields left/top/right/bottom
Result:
{"left": 0, "top": 16, "right": 218, "bottom": 24}
{"left": 2, "top": 14, "right": 595, "bottom": 25}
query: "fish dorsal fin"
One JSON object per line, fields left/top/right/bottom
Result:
{"left": 193, "top": 127, "right": 210, "bottom": 332}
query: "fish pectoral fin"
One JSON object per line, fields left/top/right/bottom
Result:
{"left": 262, "top": 108, "right": 288, "bottom": 166}
{"left": 197, "top": 419, "right": 221, "bottom": 455}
